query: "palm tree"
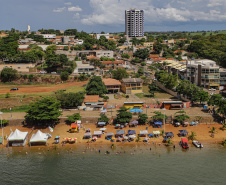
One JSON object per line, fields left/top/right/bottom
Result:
{"left": 210, "top": 126, "right": 216, "bottom": 133}
{"left": 188, "top": 131, "right": 197, "bottom": 141}
{"left": 222, "top": 139, "right": 226, "bottom": 146}
{"left": 221, "top": 123, "right": 226, "bottom": 131}
{"left": 136, "top": 135, "right": 141, "bottom": 142}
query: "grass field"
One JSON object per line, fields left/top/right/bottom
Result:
{"left": 135, "top": 86, "right": 174, "bottom": 99}
{"left": 0, "top": 82, "right": 85, "bottom": 111}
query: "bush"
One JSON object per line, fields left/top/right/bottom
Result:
{"left": 23, "top": 74, "right": 28, "bottom": 79}
{"left": 67, "top": 113, "right": 81, "bottom": 124}
{"left": 0, "top": 68, "right": 18, "bottom": 82}
{"left": 103, "top": 96, "right": 109, "bottom": 102}
{"left": 5, "top": 92, "right": 10, "bottom": 98}
{"left": 28, "top": 74, "right": 33, "bottom": 82}
{"left": 141, "top": 62, "right": 146, "bottom": 66}
{"left": 126, "top": 95, "right": 129, "bottom": 98}
{"left": 60, "top": 71, "right": 69, "bottom": 81}
{"left": 1, "top": 119, "right": 9, "bottom": 127}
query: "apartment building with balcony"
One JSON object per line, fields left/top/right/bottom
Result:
{"left": 125, "top": 9, "right": 144, "bottom": 38}
{"left": 121, "top": 78, "right": 143, "bottom": 94}
{"left": 220, "top": 68, "right": 226, "bottom": 90}
{"left": 186, "top": 59, "right": 220, "bottom": 90}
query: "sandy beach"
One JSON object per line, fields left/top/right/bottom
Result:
{"left": 1, "top": 122, "right": 225, "bottom": 149}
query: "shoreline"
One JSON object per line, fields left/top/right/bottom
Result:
{"left": 0, "top": 123, "right": 225, "bottom": 150}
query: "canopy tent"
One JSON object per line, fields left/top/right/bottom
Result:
{"left": 8, "top": 129, "right": 28, "bottom": 141}
{"left": 7, "top": 129, "right": 28, "bottom": 147}
{"left": 128, "top": 130, "right": 136, "bottom": 135}
{"left": 130, "top": 109, "right": 143, "bottom": 112}
{"left": 179, "top": 130, "right": 188, "bottom": 134}
{"left": 123, "top": 136, "right": 129, "bottom": 140}
{"left": 148, "top": 133, "right": 154, "bottom": 137}
{"left": 107, "top": 133, "right": 114, "bottom": 137}
{"left": 116, "top": 130, "right": 125, "bottom": 135}
{"left": 181, "top": 138, "right": 188, "bottom": 143}
{"left": 129, "top": 135, "right": 136, "bottom": 139}
{"left": 140, "top": 130, "right": 148, "bottom": 135}
{"left": 131, "top": 120, "right": 138, "bottom": 125}
{"left": 29, "top": 130, "right": 48, "bottom": 144}
{"left": 154, "top": 121, "right": 162, "bottom": 125}
{"left": 165, "top": 132, "right": 174, "bottom": 137}
{"left": 153, "top": 131, "right": 160, "bottom": 135}
{"left": 83, "top": 133, "right": 92, "bottom": 139}
{"left": 93, "top": 131, "right": 102, "bottom": 136}
{"left": 97, "top": 122, "right": 106, "bottom": 127}
{"left": 101, "top": 110, "right": 107, "bottom": 113}
{"left": 99, "top": 128, "right": 107, "bottom": 131}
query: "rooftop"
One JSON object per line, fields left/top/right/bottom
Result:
{"left": 84, "top": 95, "right": 99, "bottom": 103}
{"left": 103, "top": 78, "right": 121, "bottom": 86}
{"left": 122, "top": 78, "right": 143, "bottom": 83}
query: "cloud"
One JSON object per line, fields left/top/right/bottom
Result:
{"left": 64, "top": 2, "right": 72, "bottom": 6}
{"left": 53, "top": 7, "right": 66, "bottom": 12}
{"left": 68, "top": 6, "right": 82, "bottom": 12}
{"left": 80, "top": 0, "right": 226, "bottom": 26}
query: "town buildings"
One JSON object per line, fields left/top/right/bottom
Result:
{"left": 121, "top": 78, "right": 143, "bottom": 94}
{"left": 103, "top": 78, "right": 121, "bottom": 93}
{"left": 186, "top": 59, "right": 220, "bottom": 90}
{"left": 125, "top": 9, "right": 144, "bottom": 38}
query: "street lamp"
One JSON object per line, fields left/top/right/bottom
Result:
{"left": 0, "top": 111, "right": 3, "bottom": 146}
{"left": 162, "top": 108, "right": 166, "bottom": 137}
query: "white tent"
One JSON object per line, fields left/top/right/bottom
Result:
{"left": 30, "top": 130, "right": 48, "bottom": 144}
{"left": 8, "top": 129, "right": 28, "bottom": 141}
{"left": 140, "top": 130, "right": 148, "bottom": 135}
{"left": 7, "top": 129, "right": 28, "bottom": 146}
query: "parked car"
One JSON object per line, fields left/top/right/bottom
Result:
{"left": 39, "top": 71, "right": 47, "bottom": 74}
{"left": 51, "top": 72, "right": 57, "bottom": 74}
{"left": 10, "top": 88, "right": 19, "bottom": 91}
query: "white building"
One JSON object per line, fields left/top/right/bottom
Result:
{"left": 125, "top": 9, "right": 144, "bottom": 38}
{"left": 73, "top": 61, "right": 95, "bottom": 74}
{"left": 41, "top": 34, "right": 56, "bottom": 39}
{"left": 186, "top": 59, "right": 220, "bottom": 89}
{"left": 96, "top": 33, "right": 110, "bottom": 40}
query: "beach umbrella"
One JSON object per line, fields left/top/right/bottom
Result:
{"left": 116, "top": 124, "right": 120, "bottom": 127}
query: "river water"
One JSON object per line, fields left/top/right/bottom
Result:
{"left": 0, "top": 143, "right": 225, "bottom": 185}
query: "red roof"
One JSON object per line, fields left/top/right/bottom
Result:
{"left": 102, "top": 61, "right": 125, "bottom": 64}
{"left": 84, "top": 95, "right": 99, "bottom": 103}
{"left": 181, "top": 138, "right": 188, "bottom": 143}
{"left": 103, "top": 78, "right": 121, "bottom": 86}
{"left": 152, "top": 58, "right": 166, "bottom": 61}
{"left": 148, "top": 55, "right": 159, "bottom": 59}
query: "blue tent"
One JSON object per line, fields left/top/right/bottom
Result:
{"left": 117, "top": 130, "right": 125, "bottom": 135}
{"left": 179, "top": 130, "right": 188, "bottom": 134}
{"left": 128, "top": 130, "right": 136, "bottom": 135}
{"left": 165, "top": 132, "right": 174, "bottom": 137}
{"left": 148, "top": 133, "right": 154, "bottom": 137}
{"left": 130, "top": 109, "right": 143, "bottom": 112}
{"left": 154, "top": 121, "right": 162, "bottom": 125}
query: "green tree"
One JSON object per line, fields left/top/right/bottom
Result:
{"left": 86, "top": 76, "right": 107, "bottom": 95}
{"left": 0, "top": 68, "right": 18, "bottom": 82}
{"left": 98, "top": 114, "right": 109, "bottom": 122}
{"left": 133, "top": 48, "right": 149, "bottom": 60}
{"left": 174, "top": 110, "right": 190, "bottom": 124}
{"left": 55, "top": 91, "right": 85, "bottom": 108}
{"left": 121, "top": 53, "right": 130, "bottom": 59}
{"left": 25, "top": 97, "right": 62, "bottom": 125}
{"left": 193, "top": 90, "right": 209, "bottom": 104}
{"left": 138, "top": 114, "right": 148, "bottom": 125}
{"left": 63, "top": 46, "right": 69, "bottom": 51}
{"left": 148, "top": 81, "right": 159, "bottom": 97}
{"left": 67, "top": 113, "right": 81, "bottom": 123}
{"left": 137, "top": 68, "right": 144, "bottom": 76}
{"left": 115, "top": 107, "right": 132, "bottom": 124}
{"left": 141, "top": 62, "right": 146, "bottom": 66}
{"left": 60, "top": 71, "right": 69, "bottom": 81}
{"left": 152, "top": 111, "right": 168, "bottom": 122}
{"left": 112, "top": 68, "right": 129, "bottom": 80}
{"left": 81, "top": 54, "right": 87, "bottom": 60}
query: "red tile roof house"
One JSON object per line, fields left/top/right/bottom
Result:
{"left": 82, "top": 95, "right": 105, "bottom": 111}
{"left": 101, "top": 60, "right": 125, "bottom": 69}
{"left": 102, "top": 78, "right": 121, "bottom": 93}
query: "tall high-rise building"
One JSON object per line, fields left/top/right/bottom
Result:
{"left": 125, "top": 9, "right": 144, "bottom": 38}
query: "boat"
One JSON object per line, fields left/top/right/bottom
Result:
{"left": 192, "top": 140, "right": 203, "bottom": 148}
{"left": 180, "top": 138, "right": 189, "bottom": 149}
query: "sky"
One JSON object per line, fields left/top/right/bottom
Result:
{"left": 1, "top": 0, "right": 226, "bottom": 33}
